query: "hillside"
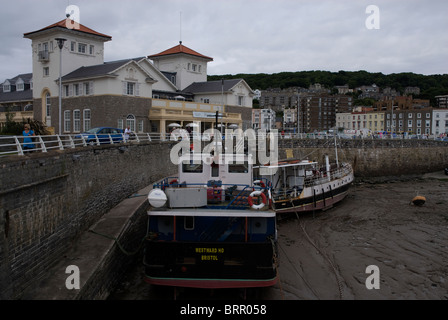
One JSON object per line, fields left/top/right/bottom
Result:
{"left": 208, "top": 70, "right": 448, "bottom": 105}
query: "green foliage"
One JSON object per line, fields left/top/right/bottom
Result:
{"left": 0, "top": 111, "right": 49, "bottom": 136}
{"left": 208, "top": 71, "right": 448, "bottom": 104}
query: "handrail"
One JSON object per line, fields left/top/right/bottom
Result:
{"left": 0, "top": 132, "right": 167, "bottom": 156}
{"left": 1, "top": 130, "right": 446, "bottom": 157}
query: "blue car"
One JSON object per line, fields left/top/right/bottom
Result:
{"left": 77, "top": 127, "right": 124, "bottom": 145}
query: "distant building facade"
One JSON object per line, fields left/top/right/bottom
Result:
{"left": 433, "top": 109, "right": 448, "bottom": 136}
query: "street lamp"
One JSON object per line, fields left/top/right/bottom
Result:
{"left": 55, "top": 38, "right": 66, "bottom": 135}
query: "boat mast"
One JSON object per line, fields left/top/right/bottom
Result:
{"left": 334, "top": 134, "right": 339, "bottom": 167}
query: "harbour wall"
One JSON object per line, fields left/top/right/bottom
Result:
{"left": 278, "top": 139, "right": 448, "bottom": 180}
{"left": 1, "top": 139, "right": 447, "bottom": 299}
{"left": 0, "top": 141, "right": 177, "bottom": 299}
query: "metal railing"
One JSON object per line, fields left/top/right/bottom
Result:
{"left": 1, "top": 130, "right": 447, "bottom": 157}
{"left": 0, "top": 132, "right": 165, "bottom": 156}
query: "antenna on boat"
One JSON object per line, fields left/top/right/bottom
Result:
{"left": 334, "top": 134, "right": 339, "bottom": 167}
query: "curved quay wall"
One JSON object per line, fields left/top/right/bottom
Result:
{"left": 0, "top": 141, "right": 177, "bottom": 299}
{"left": 278, "top": 139, "right": 448, "bottom": 180}
{"left": 1, "top": 138, "right": 447, "bottom": 299}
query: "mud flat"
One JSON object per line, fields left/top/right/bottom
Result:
{"left": 268, "top": 171, "right": 448, "bottom": 300}
{"left": 109, "top": 171, "right": 448, "bottom": 300}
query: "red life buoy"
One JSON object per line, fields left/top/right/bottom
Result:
{"left": 253, "top": 180, "right": 266, "bottom": 188}
{"left": 247, "top": 191, "right": 267, "bottom": 210}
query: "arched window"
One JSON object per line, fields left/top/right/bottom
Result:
{"left": 46, "top": 92, "right": 51, "bottom": 117}
{"left": 126, "top": 114, "right": 135, "bottom": 131}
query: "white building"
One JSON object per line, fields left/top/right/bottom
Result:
{"left": 252, "top": 109, "right": 276, "bottom": 131}
{"left": 433, "top": 109, "right": 448, "bottom": 136}
{"left": 19, "top": 17, "right": 254, "bottom": 134}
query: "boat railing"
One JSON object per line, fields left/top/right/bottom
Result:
{"left": 303, "top": 164, "right": 353, "bottom": 188}
{"left": 152, "top": 178, "right": 271, "bottom": 210}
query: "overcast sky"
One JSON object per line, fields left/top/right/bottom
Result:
{"left": 1, "top": 0, "right": 447, "bottom": 83}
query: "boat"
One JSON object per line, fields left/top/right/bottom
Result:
{"left": 255, "top": 153, "right": 354, "bottom": 215}
{"left": 143, "top": 152, "right": 278, "bottom": 289}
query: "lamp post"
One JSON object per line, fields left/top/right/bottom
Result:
{"left": 55, "top": 38, "right": 66, "bottom": 135}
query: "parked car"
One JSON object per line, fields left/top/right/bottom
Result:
{"left": 76, "top": 127, "right": 124, "bottom": 145}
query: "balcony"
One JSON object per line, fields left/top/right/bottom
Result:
{"left": 38, "top": 50, "right": 49, "bottom": 62}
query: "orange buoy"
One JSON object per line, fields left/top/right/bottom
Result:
{"left": 412, "top": 196, "right": 426, "bottom": 206}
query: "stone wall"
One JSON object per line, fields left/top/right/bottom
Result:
{"left": 0, "top": 141, "right": 176, "bottom": 299}
{"left": 278, "top": 138, "right": 448, "bottom": 179}
{"left": 1, "top": 138, "right": 448, "bottom": 299}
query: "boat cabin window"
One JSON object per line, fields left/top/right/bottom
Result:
{"left": 182, "top": 162, "right": 203, "bottom": 173}
{"left": 228, "top": 161, "right": 249, "bottom": 173}
{"left": 211, "top": 162, "right": 219, "bottom": 177}
{"left": 184, "top": 216, "right": 194, "bottom": 230}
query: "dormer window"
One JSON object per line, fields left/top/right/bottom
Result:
{"left": 3, "top": 80, "right": 11, "bottom": 92}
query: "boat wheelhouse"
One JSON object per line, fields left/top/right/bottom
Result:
{"left": 256, "top": 155, "right": 354, "bottom": 215}
{"left": 144, "top": 153, "right": 278, "bottom": 289}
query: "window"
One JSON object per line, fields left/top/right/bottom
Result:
{"left": 408, "top": 113, "right": 413, "bottom": 119}
{"left": 426, "top": 120, "right": 430, "bottom": 128}
{"left": 71, "top": 41, "right": 76, "bottom": 51}
{"left": 84, "top": 82, "right": 90, "bottom": 95}
{"left": 408, "top": 120, "right": 413, "bottom": 126}
{"left": 123, "top": 81, "right": 139, "bottom": 96}
{"left": 182, "top": 162, "right": 203, "bottom": 173}
{"left": 127, "top": 82, "right": 134, "bottom": 95}
{"left": 138, "top": 120, "right": 144, "bottom": 133}
{"left": 126, "top": 114, "right": 135, "bottom": 131}
{"left": 436, "top": 120, "right": 440, "bottom": 127}
{"left": 64, "top": 85, "right": 70, "bottom": 97}
{"left": 16, "top": 82, "right": 24, "bottom": 91}
{"left": 46, "top": 93, "right": 51, "bottom": 117}
{"left": 78, "top": 43, "right": 87, "bottom": 54}
{"left": 426, "top": 113, "right": 431, "bottom": 118}
{"left": 228, "top": 162, "right": 249, "bottom": 173}
{"left": 184, "top": 217, "right": 194, "bottom": 230}
{"left": 3, "top": 84, "right": 10, "bottom": 92}
{"left": 417, "top": 120, "right": 421, "bottom": 127}
{"left": 417, "top": 113, "right": 421, "bottom": 118}
{"left": 64, "top": 111, "right": 71, "bottom": 132}
{"left": 74, "top": 84, "right": 79, "bottom": 96}
{"left": 83, "top": 109, "right": 91, "bottom": 131}
{"left": 73, "top": 110, "right": 81, "bottom": 132}
{"left": 43, "top": 67, "right": 49, "bottom": 76}
{"left": 238, "top": 96, "right": 244, "bottom": 106}
{"left": 89, "top": 45, "right": 94, "bottom": 55}
{"left": 118, "top": 119, "right": 124, "bottom": 129}
{"left": 192, "top": 64, "right": 197, "bottom": 72}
